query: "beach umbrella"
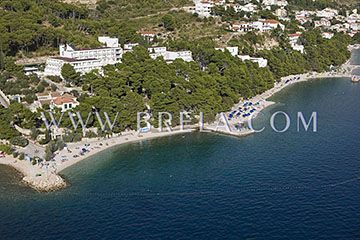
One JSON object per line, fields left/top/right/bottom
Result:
{"left": 229, "top": 114, "right": 233, "bottom": 118}
{"left": 236, "top": 113, "right": 241, "bottom": 116}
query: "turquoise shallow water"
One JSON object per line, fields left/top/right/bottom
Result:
{"left": 1, "top": 49, "right": 360, "bottom": 239}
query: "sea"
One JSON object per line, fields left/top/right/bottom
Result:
{"left": 0, "top": 50, "right": 359, "bottom": 239}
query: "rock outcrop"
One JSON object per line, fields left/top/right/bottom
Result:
{"left": 22, "top": 174, "right": 68, "bottom": 192}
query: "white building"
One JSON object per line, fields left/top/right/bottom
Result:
{"left": 288, "top": 32, "right": 304, "bottom": 54}
{"left": 346, "top": 13, "right": 360, "bottom": 24}
{"left": 276, "top": 0, "right": 288, "bottom": 7}
{"left": 215, "top": 47, "right": 239, "bottom": 56}
{"left": 231, "top": 19, "right": 284, "bottom": 33}
{"left": 252, "top": 19, "right": 285, "bottom": 32}
{"left": 350, "top": 23, "right": 360, "bottom": 31}
{"left": 231, "top": 22, "right": 252, "bottom": 32}
{"left": 36, "top": 92, "right": 63, "bottom": 109}
{"left": 44, "top": 57, "right": 103, "bottom": 76}
{"left": 314, "top": 18, "right": 331, "bottom": 28}
{"left": 275, "top": 8, "right": 287, "bottom": 18}
{"left": 321, "top": 32, "right": 334, "bottom": 39}
{"left": 215, "top": 46, "right": 268, "bottom": 67}
{"left": 98, "top": 36, "right": 121, "bottom": 48}
{"left": 227, "top": 3, "right": 257, "bottom": 13}
{"left": 60, "top": 38, "right": 123, "bottom": 63}
{"left": 316, "top": 8, "right": 338, "bottom": 19}
{"left": 124, "top": 43, "right": 139, "bottom": 53}
{"left": 45, "top": 36, "right": 123, "bottom": 77}
{"left": 51, "top": 93, "right": 79, "bottom": 112}
{"left": 240, "top": 3, "right": 258, "bottom": 12}
{"left": 148, "top": 47, "right": 193, "bottom": 63}
{"left": 349, "top": 30, "right": 358, "bottom": 37}
{"left": 289, "top": 32, "right": 302, "bottom": 45}
{"left": 195, "top": 1, "right": 214, "bottom": 17}
{"left": 262, "top": 0, "right": 288, "bottom": 7}
{"left": 291, "top": 43, "right": 304, "bottom": 54}
{"left": 139, "top": 31, "right": 156, "bottom": 41}
{"left": 214, "top": 0, "right": 226, "bottom": 5}
{"left": 165, "top": 51, "right": 193, "bottom": 63}
{"left": 238, "top": 55, "right": 268, "bottom": 67}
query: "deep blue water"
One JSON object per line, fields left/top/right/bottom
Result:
{"left": 1, "top": 67, "right": 360, "bottom": 238}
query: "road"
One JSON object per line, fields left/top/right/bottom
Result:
{"left": 20, "top": 141, "right": 46, "bottom": 159}
{"left": 0, "top": 94, "right": 9, "bottom": 108}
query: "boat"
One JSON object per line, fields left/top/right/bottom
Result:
{"left": 351, "top": 75, "right": 360, "bottom": 83}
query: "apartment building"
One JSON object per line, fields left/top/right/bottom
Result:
{"left": 44, "top": 37, "right": 123, "bottom": 76}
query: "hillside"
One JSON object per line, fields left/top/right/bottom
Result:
{"left": 62, "top": 0, "right": 97, "bottom": 4}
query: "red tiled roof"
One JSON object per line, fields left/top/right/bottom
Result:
{"left": 139, "top": 31, "right": 156, "bottom": 35}
{"left": 265, "top": 19, "right": 280, "bottom": 24}
{"left": 234, "top": 22, "right": 249, "bottom": 25}
{"left": 53, "top": 96, "right": 76, "bottom": 105}
{"left": 289, "top": 33, "right": 301, "bottom": 37}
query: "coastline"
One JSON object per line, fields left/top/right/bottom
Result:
{"left": 0, "top": 128, "right": 196, "bottom": 191}
{"left": 222, "top": 71, "right": 354, "bottom": 127}
{"left": 1, "top": 47, "right": 358, "bottom": 192}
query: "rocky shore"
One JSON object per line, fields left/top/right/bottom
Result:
{"left": 0, "top": 156, "right": 68, "bottom": 192}
{"left": 22, "top": 174, "right": 68, "bottom": 192}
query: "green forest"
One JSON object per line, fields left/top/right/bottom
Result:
{"left": 0, "top": 0, "right": 357, "bottom": 142}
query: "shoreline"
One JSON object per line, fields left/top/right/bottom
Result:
{"left": 0, "top": 128, "right": 197, "bottom": 191}
{"left": 222, "top": 71, "right": 354, "bottom": 127}
{"left": 1, "top": 47, "right": 359, "bottom": 192}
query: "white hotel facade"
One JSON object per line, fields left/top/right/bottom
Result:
{"left": 44, "top": 37, "right": 123, "bottom": 76}
{"left": 45, "top": 37, "right": 194, "bottom": 76}
{"left": 148, "top": 47, "right": 193, "bottom": 63}
{"left": 215, "top": 47, "right": 268, "bottom": 68}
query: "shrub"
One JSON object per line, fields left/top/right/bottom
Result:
{"left": 51, "top": 84, "right": 58, "bottom": 91}
{"left": 10, "top": 136, "right": 28, "bottom": 147}
{"left": 12, "top": 152, "right": 19, "bottom": 158}
{"left": 56, "top": 139, "right": 65, "bottom": 151}
{"left": 85, "top": 131, "right": 97, "bottom": 139}
{"left": 0, "top": 145, "right": 13, "bottom": 155}
{"left": 47, "top": 75, "right": 62, "bottom": 83}
{"left": 19, "top": 152, "right": 25, "bottom": 160}
{"left": 39, "top": 131, "right": 50, "bottom": 145}
{"left": 42, "top": 103, "right": 50, "bottom": 110}
{"left": 36, "top": 85, "right": 45, "bottom": 93}
{"left": 32, "top": 159, "right": 37, "bottom": 165}
{"left": 62, "top": 132, "right": 82, "bottom": 143}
